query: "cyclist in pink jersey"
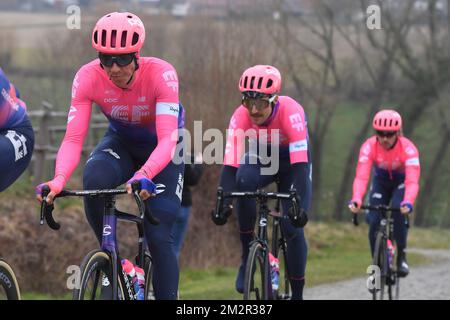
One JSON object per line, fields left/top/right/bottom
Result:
{"left": 212, "top": 65, "right": 312, "bottom": 300}
{"left": 36, "top": 12, "right": 185, "bottom": 299}
{"left": 348, "top": 109, "right": 420, "bottom": 277}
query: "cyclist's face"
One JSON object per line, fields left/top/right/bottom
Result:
{"left": 102, "top": 56, "right": 136, "bottom": 88}
{"left": 243, "top": 96, "right": 276, "bottom": 125}
{"left": 377, "top": 131, "right": 398, "bottom": 150}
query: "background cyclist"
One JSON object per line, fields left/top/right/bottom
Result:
{"left": 0, "top": 68, "right": 34, "bottom": 192}
{"left": 212, "top": 65, "right": 312, "bottom": 300}
{"left": 348, "top": 109, "right": 420, "bottom": 277}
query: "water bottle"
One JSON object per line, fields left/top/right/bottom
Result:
{"left": 135, "top": 266, "right": 145, "bottom": 300}
{"left": 121, "top": 259, "right": 140, "bottom": 299}
{"left": 387, "top": 239, "right": 395, "bottom": 267}
{"left": 269, "top": 253, "right": 279, "bottom": 291}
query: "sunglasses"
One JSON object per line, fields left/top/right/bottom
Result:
{"left": 98, "top": 53, "right": 135, "bottom": 67}
{"left": 376, "top": 130, "right": 397, "bottom": 138}
{"left": 242, "top": 95, "right": 276, "bottom": 111}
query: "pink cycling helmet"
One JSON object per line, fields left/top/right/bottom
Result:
{"left": 373, "top": 109, "right": 402, "bottom": 131}
{"left": 92, "top": 12, "right": 145, "bottom": 54}
{"left": 239, "top": 65, "right": 281, "bottom": 95}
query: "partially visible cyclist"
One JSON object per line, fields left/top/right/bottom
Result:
{"left": 348, "top": 109, "right": 420, "bottom": 277}
{"left": 212, "top": 65, "right": 312, "bottom": 300}
{"left": 35, "top": 12, "right": 184, "bottom": 299}
{"left": 0, "top": 68, "right": 34, "bottom": 192}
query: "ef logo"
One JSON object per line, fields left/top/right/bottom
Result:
{"left": 366, "top": 265, "right": 381, "bottom": 290}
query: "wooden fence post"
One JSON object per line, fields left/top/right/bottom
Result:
{"left": 33, "top": 101, "right": 53, "bottom": 186}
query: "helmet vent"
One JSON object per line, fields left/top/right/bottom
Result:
{"left": 250, "top": 76, "right": 256, "bottom": 89}
{"left": 267, "top": 79, "right": 273, "bottom": 88}
{"left": 121, "top": 31, "right": 128, "bottom": 47}
{"left": 111, "top": 30, "right": 117, "bottom": 47}
{"left": 93, "top": 31, "right": 98, "bottom": 44}
{"left": 132, "top": 32, "right": 139, "bottom": 45}
{"left": 257, "top": 77, "right": 263, "bottom": 89}
{"left": 101, "top": 30, "right": 107, "bottom": 46}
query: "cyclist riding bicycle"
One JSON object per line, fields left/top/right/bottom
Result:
{"left": 0, "top": 68, "right": 34, "bottom": 192}
{"left": 348, "top": 109, "right": 420, "bottom": 278}
{"left": 36, "top": 12, "right": 185, "bottom": 299}
{"left": 212, "top": 65, "right": 312, "bottom": 300}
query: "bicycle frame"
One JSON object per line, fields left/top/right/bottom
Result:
{"left": 40, "top": 183, "right": 158, "bottom": 300}
{"left": 216, "top": 187, "right": 299, "bottom": 300}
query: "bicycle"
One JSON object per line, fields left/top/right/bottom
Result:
{"left": 39, "top": 182, "right": 158, "bottom": 300}
{"left": 214, "top": 186, "right": 302, "bottom": 300}
{"left": 0, "top": 258, "right": 21, "bottom": 300}
{"left": 352, "top": 204, "right": 409, "bottom": 300}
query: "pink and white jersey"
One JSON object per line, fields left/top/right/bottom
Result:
{"left": 224, "top": 96, "right": 309, "bottom": 167}
{"left": 352, "top": 136, "right": 421, "bottom": 205}
{"left": 53, "top": 57, "right": 181, "bottom": 187}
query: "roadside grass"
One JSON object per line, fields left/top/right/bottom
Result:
{"left": 19, "top": 222, "right": 450, "bottom": 300}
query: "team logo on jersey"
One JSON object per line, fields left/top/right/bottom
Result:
{"left": 111, "top": 105, "right": 129, "bottom": 121}
{"left": 67, "top": 106, "right": 77, "bottom": 124}
{"left": 72, "top": 73, "right": 80, "bottom": 98}
{"left": 289, "top": 113, "right": 304, "bottom": 131}
{"left": 131, "top": 105, "right": 150, "bottom": 123}
{"left": 162, "top": 70, "right": 179, "bottom": 92}
{"left": 5, "top": 130, "right": 27, "bottom": 161}
{"left": 175, "top": 173, "right": 183, "bottom": 201}
{"left": 104, "top": 97, "right": 118, "bottom": 103}
{"left": 155, "top": 184, "right": 166, "bottom": 195}
{"left": 405, "top": 146, "right": 415, "bottom": 156}
{"left": 1, "top": 88, "right": 18, "bottom": 111}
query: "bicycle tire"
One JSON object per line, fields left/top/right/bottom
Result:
{"left": 372, "top": 232, "right": 387, "bottom": 300}
{"left": 143, "top": 253, "right": 155, "bottom": 300}
{"left": 73, "top": 250, "right": 125, "bottom": 300}
{"left": 0, "top": 259, "right": 21, "bottom": 300}
{"left": 243, "top": 242, "right": 269, "bottom": 300}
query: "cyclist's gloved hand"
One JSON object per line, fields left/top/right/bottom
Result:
{"left": 211, "top": 202, "right": 233, "bottom": 226}
{"left": 35, "top": 175, "right": 66, "bottom": 204}
{"left": 288, "top": 206, "right": 308, "bottom": 228}
{"left": 400, "top": 201, "right": 413, "bottom": 214}
{"left": 348, "top": 199, "right": 361, "bottom": 213}
{"left": 127, "top": 171, "right": 157, "bottom": 201}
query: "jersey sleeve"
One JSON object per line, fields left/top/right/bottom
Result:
{"left": 402, "top": 140, "right": 421, "bottom": 205}
{"left": 53, "top": 67, "right": 93, "bottom": 186}
{"left": 280, "top": 101, "right": 309, "bottom": 164}
{"left": 223, "top": 107, "right": 251, "bottom": 168}
{"left": 138, "top": 63, "right": 180, "bottom": 179}
{"left": 352, "top": 138, "right": 374, "bottom": 204}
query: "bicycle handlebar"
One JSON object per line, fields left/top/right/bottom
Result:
{"left": 39, "top": 181, "right": 159, "bottom": 230}
{"left": 214, "top": 187, "right": 301, "bottom": 224}
{"left": 351, "top": 204, "right": 409, "bottom": 228}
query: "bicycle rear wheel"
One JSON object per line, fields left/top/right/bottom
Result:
{"left": 74, "top": 250, "right": 125, "bottom": 300}
{"left": 243, "top": 242, "right": 269, "bottom": 300}
{"left": 0, "top": 259, "right": 21, "bottom": 300}
{"left": 372, "top": 233, "right": 387, "bottom": 300}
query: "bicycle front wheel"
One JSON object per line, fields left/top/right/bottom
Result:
{"left": 372, "top": 233, "right": 387, "bottom": 300}
{"left": 74, "top": 250, "right": 125, "bottom": 300}
{"left": 243, "top": 242, "right": 269, "bottom": 300}
{"left": 0, "top": 259, "right": 21, "bottom": 300}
